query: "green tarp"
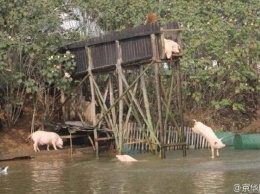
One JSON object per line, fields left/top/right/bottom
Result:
{"left": 234, "top": 134, "right": 260, "bottom": 150}
{"left": 216, "top": 132, "right": 234, "bottom": 146}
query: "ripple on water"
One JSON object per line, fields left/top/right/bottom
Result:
{"left": 0, "top": 148, "right": 260, "bottom": 194}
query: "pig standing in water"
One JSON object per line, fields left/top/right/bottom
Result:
{"left": 27, "top": 131, "right": 63, "bottom": 152}
{"left": 192, "top": 120, "right": 225, "bottom": 158}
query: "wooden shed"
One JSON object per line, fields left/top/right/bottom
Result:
{"left": 62, "top": 22, "right": 185, "bottom": 159}
{"left": 65, "top": 22, "right": 182, "bottom": 74}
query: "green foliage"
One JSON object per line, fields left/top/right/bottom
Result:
{"left": 0, "top": 0, "right": 75, "bottom": 127}
{"left": 166, "top": 0, "right": 260, "bottom": 129}
{"left": 0, "top": 0, "right": 259, "bottom": 131}
{"left": 58, "top": 0, "right": 260, "bottom": 130}
{"left": 72, "top": 0, "right": 163, "bottom": 32}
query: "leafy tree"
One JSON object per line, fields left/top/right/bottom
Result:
{"left": 0, "top": 0, "right": 75, "bottom": 128}
{"left": 167, "top": 0, "right": 260, "bottom": 129}
{"left": 0, "top": 0, "right": 259, "bottom": 132}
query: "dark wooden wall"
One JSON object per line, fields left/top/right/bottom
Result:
{"left": 64, "top": 22, "right": 181, "bottom": 76}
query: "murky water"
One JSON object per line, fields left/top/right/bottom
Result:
{"left": 1, "top": 147, "right": 260, "bottom": 194}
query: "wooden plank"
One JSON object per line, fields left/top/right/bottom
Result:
{"left": 161, "top": 28, "right": 184, "bottom": 32}
{"left": 124, "top": 140, "right": 147, "bottom": 145}
{"left": 161, "top": 142, "right": 186, "bottom": 148}
{"left": 60, "top": 134, "right": 87, "bottom": 139}
{"left": 95, "top": 137, "right": 115, "bottom": 141}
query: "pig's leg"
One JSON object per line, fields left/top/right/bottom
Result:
{"left": 211, "top": 147, "right": 215, "bottom": 158}
{"left": 52, "top": 141, "right": 58, "bottom": 150}
{"left": 216, "top": 149, "right": 219, "bottom": 157}
{"left": 33, "top": 142, "right": 40, "bottom": 152}
{"left": 47, "top": 145, "right": 50, "bottom": 151}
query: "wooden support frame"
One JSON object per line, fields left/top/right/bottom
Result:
{"left": 64, "top": 24, "right": 185, "bottom": 159}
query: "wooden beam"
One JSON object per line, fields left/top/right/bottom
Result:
{"left": 109, "top": 77, "right": 117, "bottom": 127}
{"left": 116, "top": 40, "right": 123, "bottom": 154}
{"left": 140, "top": 65, "right": 154, "bottom": 135}
{"left": 161, "top": 28, "right": 185, "bottom": 32}
{"left": 155, "top": 63, "right": 165, "bottom": 158}
{"left": 151, "top": 32, "right": 165, "bottom": 157}
{"left": 87, "top": 46, "right": 99, "bottom": 158}
{"left": 116, "top": 64, "right": 160, "bottom": 147}
{"left": 92, "top": 60, "right": 155, "bottom": 129}
{"left": 175, "top": 59, "right": 184, "bottom": 142}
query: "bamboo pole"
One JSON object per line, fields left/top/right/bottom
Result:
{"left": 140, "top": 65, "right": 154, "bottom": 135}
{"left": 123, "top": 81, "right": 138, "bottom": 130}
{"left": 115, "top": 40, "right": 123, "bottom": 154}
{"left": 116, "top": 66, "right": 160, "bottom": 147}
{"left": 92, "top": 61, "right": 155, "bottom": 128}
{"left": 155, "top": 63, "right": 165, "bottom": 158}
{"left": 151, "top": 32, "right": 165, "bottom": 158}
{"left": 175, "top": 59, "right": 184, "bottom": 142}
{"left": 109, "top": 77, "right": 117, "bottom": 127}
{"left": 87, "top": 46, "right": 98, "bottom": 158}
{"left": 163, "top": 63, "right": 175, "bottom": 129}
{"left": 60, "top": 90, "right": 66, "bottom": 121}
{"left": 90, "top": 74, "right": 114, "bottom": 129}
{"left": 122, "top": 87, "right": 155, "bottom": 150}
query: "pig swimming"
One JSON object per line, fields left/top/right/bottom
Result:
{"left": 27, "top": 131, "right": 63, "bottom": 152}
{"left": 116, "top": 155, "right": 137, "bottom": 162}
{"left": 192, "top": 120, "right": 225, "bottom": 158}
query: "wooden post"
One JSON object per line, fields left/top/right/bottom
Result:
{"left": 115, "top": 40, "right": 123, "bottom": 154}
{"left": 60, "top": 90, "right": 66, "bottom": 121}
{"left": 109, "top": 77, "right": 117, "bottom": 127}
{"left": 151, "top": 33, "right": 165, "bottom": 158}
{"left": 70, "top": 132, "right": 73, "bottom": 157}
{"left": 155, "top": 63, "right": 165, "bottom": 158}
{"left": 117, "top": 64, "right": 160, "bottom": 147}
{"left": 140, "top": 65, "right": 153, "bottom": 130}
{"left": 87, "top": 46, "right": 98, "bottom": 158}
{"left": 175, "top": 59, "right": 184, "bottom": 143}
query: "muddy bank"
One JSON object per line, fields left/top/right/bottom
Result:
{"left": 0, "top": 146, "right": 96, "bottom": 162}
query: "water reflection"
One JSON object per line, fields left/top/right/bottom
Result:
{"left": 1, "top": 148, "right": 260, "bottom": 194}
{"left": 193, "top": 171, "right": 225, "bottom": 194}
{"left": 31, "top": 159, "right": 65, "bottom": 193}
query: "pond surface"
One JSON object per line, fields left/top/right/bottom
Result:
{"left": 1, "top": 147, "right": 260, "bottom": 194}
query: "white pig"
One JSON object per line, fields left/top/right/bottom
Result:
{"left": 27, "top": 131, "right": 63, "bottom": 152}
{"left": 164, "top": 38, "right": 181, "bottom": 59}
{"left": 192, "top": 120, "right": 225, "bottom": 158}
{"left": 116, "top": 155, "right": 137, "bottom": 162}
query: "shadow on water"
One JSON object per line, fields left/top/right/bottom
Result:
{"left": 1, "top": 147, "right": 260, "bottom": 194}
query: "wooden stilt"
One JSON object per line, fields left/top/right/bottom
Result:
{"left": 70, "top": 132, "right": 73, "bottom": 157}
{"left": 115, "top": 40, "right": 123, "bottom": 154}
{"left": 140, "top": 65, "right": 154, "bottom": 134}
{"left": 175, "top": 59, "right": 184, "bottom": 143}
{"left": 87, "top": 47, "right": 98, "bottom": 158}
{"left": 155, "top": 63, "right": 165, "bottom": 159}
{"left": 151, "top": 33, "right": 165, "bottom": 158}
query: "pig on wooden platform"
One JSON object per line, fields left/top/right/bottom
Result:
{"left": 27, "top": 131, "right": 63, "bottom": 152}
{"left": 192, "top": 120, "right": 225, "bottom": 158}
